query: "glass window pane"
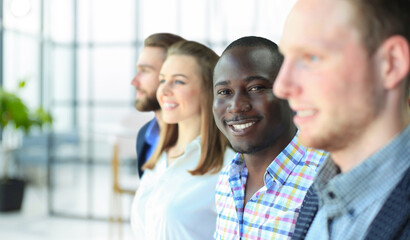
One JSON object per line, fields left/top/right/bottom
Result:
{"left": 3, "top": 0, "right": 40, "bottom": 34}
{"left": 50, "top": 46, "right": 74, "bottom": 102}
{"left": 77, "top": 0, "right": 91, "bottom": 43}
{"left": 3, "top": 31, "right": 40, "bottom": 108}
{"left": 46, "top": 0, "right": 74, "bottom": 43}
{"left": 207, "top": 0, "right": 298, "bottom": 46}
{"left": 255, "top": 0, "right": 298, "bottom": 42}
{"left": 92, "top": 46, "right": 135, "bottom": 102}
{"left": 139, "top": 0, "right": 178, "bottom": 37}
{"left": 51, "top": 106, "right": 75, "bottom": 132}
{"left": 91, "top": 0, "right": 136, "bottom": 43}
{"left": 76, "top": 47, "right": 91, "bottom": 102}
{"left": 179, "top": 0, "right": 207, "bottom": 41}
{"left": 91, "top": 106, "right": 153, "bottom": 133}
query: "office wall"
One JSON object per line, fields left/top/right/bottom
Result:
{"left": 1, "top": 0, "right": 297, "bottom": 220}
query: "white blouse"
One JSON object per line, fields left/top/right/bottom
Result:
{"left": 131, "top": 137, "right": 235, "bottom": 240}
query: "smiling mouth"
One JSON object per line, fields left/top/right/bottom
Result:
{"left": 230, "top": 122, "right": 256, "bottom": 130}
{"left": 163, "top": 102, "right": 177, "bottom": 108}
{"left": 225, "top": 115, "right": 262, "bottom": 133}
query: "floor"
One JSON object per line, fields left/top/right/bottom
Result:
{"left": 0, "top": 169, "right": 137, "bottom": 240}
{"left": 0, "top": 129, "right": 141, "bottom": 240}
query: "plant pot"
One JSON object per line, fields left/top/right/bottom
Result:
{"left": 0, "top": 178, "right": 25, "bottom": 212}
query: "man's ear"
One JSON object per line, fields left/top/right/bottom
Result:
{"left": 378, "top": 35, "right": 410, "bottom": 90}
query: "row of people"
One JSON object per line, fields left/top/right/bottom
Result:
{"left": 130, "top": 0, "right": 410, "bottom": 239}
{"left": 131, "top": 34, "right": 326, "bottom": 240}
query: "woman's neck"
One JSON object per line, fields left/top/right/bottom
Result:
{"left": 177, "top": 116, "right": 201, "bottom": 147}
{"left": 167, "top": 115, "right": 201, "bottom": 163}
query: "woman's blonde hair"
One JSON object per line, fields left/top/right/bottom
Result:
{"left": 143, "top": 41, "right": 229, "bottom": 175}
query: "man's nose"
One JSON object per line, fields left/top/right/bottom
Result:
{"left": 273, "top": 58, "right": 300, "bottom": 99}
{"left": 228, "top": 92, "right": 251, "bottom": 113}
{"left": 131, "top": 74, "right": 140, "bottom": 87}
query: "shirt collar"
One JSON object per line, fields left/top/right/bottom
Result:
{"left": 315, "top": 124, "right": 410, "bottom": 217}
{"left": 228, "top": 153, "right": 246, "bottom": 177}
{"left": 228, "top": 135, "right": 308, "bottom": 189}
{"left": 265, "top": 135, "right": 307, "bottom": 188}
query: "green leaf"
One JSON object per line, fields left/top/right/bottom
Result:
{"left": 18, "top": 80, "right": 26, "bottom": 89}
{"left": 0, "top": 86, "right": 53, "bottom": 132}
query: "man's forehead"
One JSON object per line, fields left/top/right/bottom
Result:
{"left": 142, "top": 46, "right": 166, "bottom": 54}
{"left": 213, "top": 54, "right": 237, "bottom": 82}
{"left": 137, "top": 47, "right": 166, "bottom": 69}
{"left": 215, "top": 49, "right": 275, "bottom": 84}
{"left": 138, "top": 46, "right": 166, "bottom": 61}
{"left": 217, "top": 48, "right": 270, "bottom": 70}
{"left": 280, "top": 0, "right": 357, "bottom": 52}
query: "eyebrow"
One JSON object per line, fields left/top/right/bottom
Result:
{"left": 214, "top": 80, "right": 230, "bottom": 88}
{"left": 159, "top": 73, "right": 189, "bottom": 79}
{"left": 137, "top": 64, "right": 155, "bottom": 70}
{"left": 283, "top": 39, "right": 342, "bottom": 55}
{"left": 214, "top": 75, "right": 270, "bottom": 88}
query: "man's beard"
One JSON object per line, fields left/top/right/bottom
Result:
{"left": 232, "top": 123, "right": 285, "bottom": 154}
{"left": 134, "top": 95, "right": 160, "bottom": 112}
{"left": 232, "top": 144, "right": 266, "bottom": 155}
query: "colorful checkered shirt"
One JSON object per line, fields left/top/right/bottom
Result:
{"left": 214, "top": 135, "right": 327, "bottom": 240}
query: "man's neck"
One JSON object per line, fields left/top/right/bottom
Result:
{"left": 332, "top": 114, "right": 410, "bottom": 173}
{"left": 244, "top": 127, "right": 296, "bottom": 175}
{"left": 243, "top": 130, "right": 296, "bottom": 205}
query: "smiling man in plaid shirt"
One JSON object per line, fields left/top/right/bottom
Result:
{"left": 212, "top": 36, "right": 327, "bottom": 240}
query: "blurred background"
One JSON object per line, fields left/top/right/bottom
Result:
{"left": 0, "top": 0, "right": 296, "bottom": 239}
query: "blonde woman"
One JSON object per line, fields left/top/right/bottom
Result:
{"left": 131, "top": 41, "right": 235, "bottom": 240}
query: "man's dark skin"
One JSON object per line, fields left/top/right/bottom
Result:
{"left": 213, "top": 44, "right": 297, "bottom": 204}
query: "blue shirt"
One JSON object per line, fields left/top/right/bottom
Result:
{"left": 306, "top": 124, "right": 410, "bottom": 240}
{"left": 143, "top": 118, "right": 160, "bottom": 164}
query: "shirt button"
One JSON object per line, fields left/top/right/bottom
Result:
{"left": 328, "top": 191, "right": 336, "bottom": 199}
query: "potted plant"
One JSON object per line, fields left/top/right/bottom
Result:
{"left": 0, "top": 80, "right": 52, "bottom": 212}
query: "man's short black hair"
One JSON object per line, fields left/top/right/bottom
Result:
{"left": 222, "top": 36, "right": 284, "bottom": 78}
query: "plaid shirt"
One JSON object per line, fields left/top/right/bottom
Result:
{"left": 215, "top": 136, "right": 327, "bottom": 240}
{"left": 305, "top": 124, "right": 410, "bottom": 240}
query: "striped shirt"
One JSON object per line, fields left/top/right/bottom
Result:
{"left": 215, "top": 136, "right": 327, "bottom": 240}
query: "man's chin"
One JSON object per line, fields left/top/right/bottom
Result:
{"left": 298, "top": 132, "right": 331, "bottom": 152}
{"left": 232, "top": 144, "right": 260, "bottom": 155}
{"left": 135, "top": 100, "right": 160, "bottom": 112}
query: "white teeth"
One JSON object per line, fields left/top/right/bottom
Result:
{"left": 232, "top": 122, "right": 255, "bottom": 130}
{"left": 163, "top": 103, "right": 177, "bottom": 108}
{"left": 296, "top": 110, "right": 315, "bottom": 117}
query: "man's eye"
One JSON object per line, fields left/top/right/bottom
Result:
{"left": 159, "top": 79, "right": 165, "bottom": 84}
{"left": 249, "top": 85, "right": 265, "bottom": 92}
{"left": 297, "top": 54, "right": 322, "bottom": 68}
{"left": 308, "top": 55, "right": 320, "bottom": 62}
{"left": 303, "top": 54, "right": 321, "bottom": 63}
{"left": 217, "top": 89, "right": 231, "bottom": 95}
{"left": 175, "top": 80, "right": 185, "bottom": 85}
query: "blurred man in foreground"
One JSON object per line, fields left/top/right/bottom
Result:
{"left": 274, "top": 0, "right": 410, "bottom": 239}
